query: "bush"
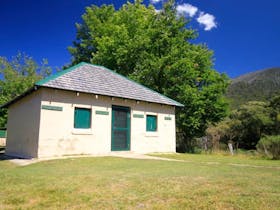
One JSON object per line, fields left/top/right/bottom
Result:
{"left": 257, "top": 136, "right": 280, "bottom": 159}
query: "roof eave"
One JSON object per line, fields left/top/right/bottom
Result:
{"left": 176, "top": 103, "right": 185, "bottom": 107}
{"left": 0, "top": 86, "right": 38, "bottom": 109}
{"left": 36, "top": 85, "right": 184, "bottom": 107}
{"left": 1, "top": 84, "right": 184, "bottom": 109}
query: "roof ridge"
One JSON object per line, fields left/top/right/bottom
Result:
{"left": 83, "top": 62, "right": 184, "bottom": 107}
{"left": 36, "top": 62, "right": 87, "bottom": 86}
{"left": 35, "top": 62, "right": 183, "bottom": 107}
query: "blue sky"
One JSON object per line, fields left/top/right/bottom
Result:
{"left": 0, "top": 0, "right": 279, "bottom": 78}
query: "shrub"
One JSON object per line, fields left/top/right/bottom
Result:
{"left": 257, "top": 136, "right": 280, "bottom": 159}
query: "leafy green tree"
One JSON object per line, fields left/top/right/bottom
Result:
{"left": 269, "top": 95, "right": 280, "bottom": 134}
{"left": 257, "top": 135, "right": 280, "bottom": 159}
{"left": 69, "top": 0, "right": 229, "bottom": 152}
{"left": 206, "top": 122, "right": 228, "bottom": 151}
{"left": 211, "top": 101, "right": 273, "bottom": 151}
{"left": 0, "top": 53, "right": 52, "bottom": 127}
{"left": 208, "top": 99, "right": 280, "bottom": 152}
{"left": 206, "top": 115, "right": 242, "bottom": 153}
{"left": 236, "top": 101, "right": 273, "bottom": 149}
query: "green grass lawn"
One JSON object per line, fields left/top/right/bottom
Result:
{"left": 151, "top": 152, "right": 280, "bottom": 167}
{"left": 0, "top": 154, "right": 279, "bottom": 209}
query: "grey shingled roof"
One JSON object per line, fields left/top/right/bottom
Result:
{"left": 35, "top": 62, "right": 183, "bottom": 107}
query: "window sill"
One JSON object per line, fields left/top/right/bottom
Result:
{"left": 72, "top": 129, "right": 93, "bottom": 135}
{"left": 145, "top": 131, "right": 159, "bottom": 137}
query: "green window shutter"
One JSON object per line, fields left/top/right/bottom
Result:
{"left": 0, "top": 130, "right": 6, "bottom": 138}
{"left": 146, "top": 115, "right": 157, "bottom": 132}
{"left": 74, "top": 108, "right": 91, "bottom": 129}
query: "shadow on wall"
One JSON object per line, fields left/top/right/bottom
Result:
{"left": 0, "top": 147, "right": 26, "bottom": 161}
{"left": 0, "top": 147, "right": 9, "bottom": 160}
{"left": 0, "top": 146, "right": 6, "bottom": 160}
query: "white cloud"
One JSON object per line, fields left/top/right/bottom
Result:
{"left": 196, "top": 12, "right": 217, "bottom": 31}
{"left": 150, "top": 0, "right": 163, "bottom": 4}
{"left": 176, "top": 3, "right": 198, "bottom": 17}
{"left": 152, "top": 1, "right": 218, "bottom": 31}
{"left": 155, "top": 9, "right": 162, "bottom": 13}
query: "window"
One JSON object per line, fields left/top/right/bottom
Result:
{"left": 146, "top": 115, "right": 157, "bottom": 132}
{"left": 74, "top": 108, "right": 91, "bottom": 129}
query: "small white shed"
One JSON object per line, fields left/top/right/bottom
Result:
{"left": 2, "top": 62, "right": 183, "bottom": 158}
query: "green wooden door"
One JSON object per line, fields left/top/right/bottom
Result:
{"left": 111, "top": 105, "right": 130, "bottom": 151}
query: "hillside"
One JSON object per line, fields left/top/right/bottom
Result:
{"left": 226, "top": 67, "right": 280, "bottom": 108}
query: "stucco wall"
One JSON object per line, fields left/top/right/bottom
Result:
{"left": 0, "top": 138, "right": 6, "bottom": 146}
{"left": 38, "top": 88, "right": 176, "bottom": 158}
{"left": 5, "top": 90, "right": 42, "bottom": 158}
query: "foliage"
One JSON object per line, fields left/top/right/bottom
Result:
{"left": 269, "top": 95, "right": 280, "bottom": 134}
{"left": 214, "top": 67, "right": 280, "bottom": 153}
{"left": 234, "top": 101, "right": 273, "bottom": 149}
{"left": 206, "top": 101, "right": 273, "bottom": 151}
{"left": 206, "top": 116, "right": 242, "bottom": 151}
{"left": 257, "top": 135, "right": 280, "bottom": 159}
{"left": 0, "top": 53, "right": 52, "bottom": 127}
{"left": 69, "top": 0, "right": 229, "bottom": 152}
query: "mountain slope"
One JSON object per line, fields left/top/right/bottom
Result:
{"left": 226, "top": 67, "right": 280, "bottom": 108}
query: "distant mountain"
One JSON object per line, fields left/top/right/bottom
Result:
{"left": 226, "top": 67, "right": 280, "bottom": 109}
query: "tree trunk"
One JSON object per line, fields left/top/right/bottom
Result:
{"left": 228, "top": 142, "right": 234, "bottom": 155}
{"left": 235, "top": 142, "right": 239, "bottom": 153}
{"left": 262, "top": 142, "right": 270, "bottom": 157}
